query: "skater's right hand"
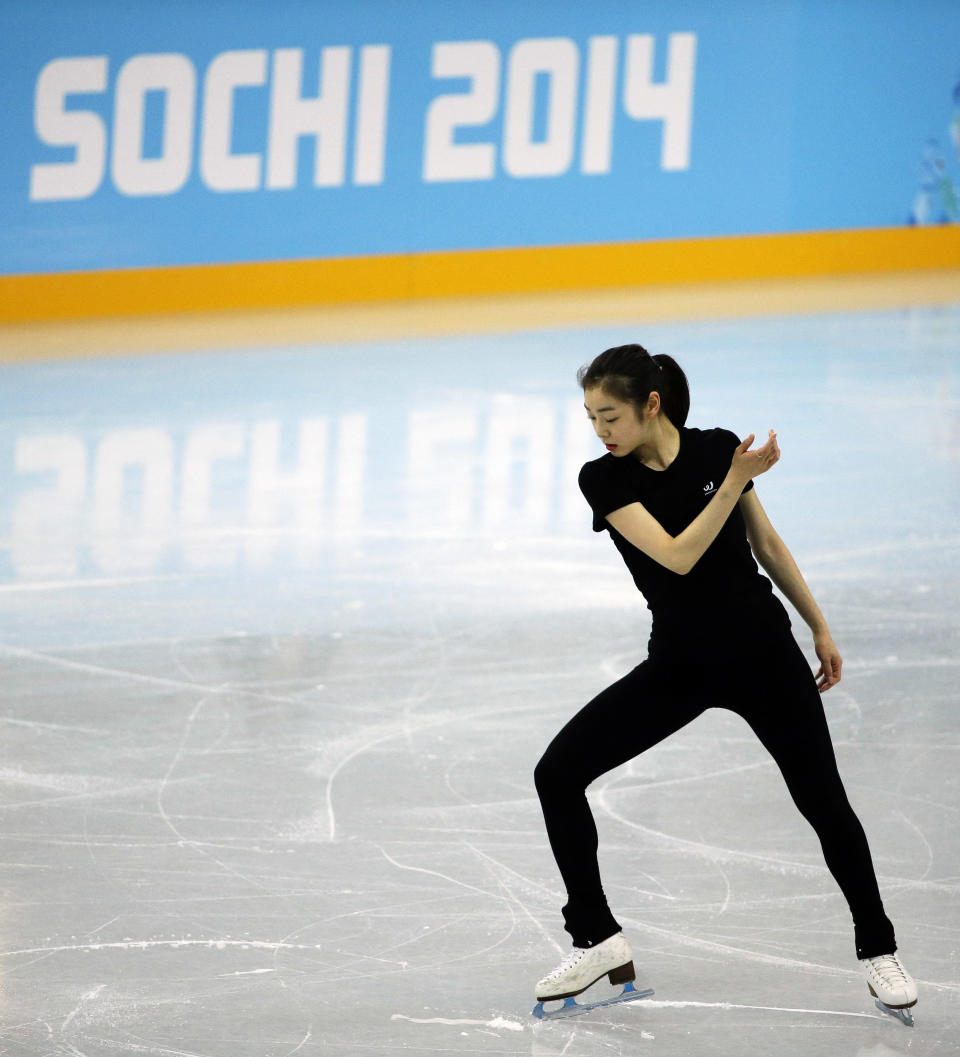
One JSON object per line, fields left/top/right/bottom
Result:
{"left": 731, "top": 430, "right": 779, "bottom": 485}
{"left": 813, "top": 629, "right": 843, "bottom": 693}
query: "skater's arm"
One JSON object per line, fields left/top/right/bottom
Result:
{"left": 606, "top": 431, "right": 779, "bottom": 576}
{"left": 739, "top": 488, "right": 842, "bottom": 693}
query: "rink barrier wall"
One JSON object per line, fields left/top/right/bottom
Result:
{"left": 3, "top": 225, "right": 959, "bottom": 323}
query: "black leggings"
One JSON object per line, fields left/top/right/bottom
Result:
{"left": 534, "top": 634, "right": 896, "bottom": 959}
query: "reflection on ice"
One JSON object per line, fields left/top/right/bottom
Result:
{"left": 5, "top": 396, "right": 598, "bottom": 580}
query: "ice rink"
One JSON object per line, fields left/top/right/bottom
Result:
{"left": 1, "top": 285, "right": 959, "bottom": 1056}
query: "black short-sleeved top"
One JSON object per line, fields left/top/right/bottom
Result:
{"left": 579, "top": 426, "right": 790, "bottom": 658}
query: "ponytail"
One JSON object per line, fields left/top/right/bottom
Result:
{"left": 578, "top": 344, "right": 690, "bottom": 427}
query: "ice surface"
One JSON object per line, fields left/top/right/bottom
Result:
{"left": 1, "top": 306, "right": 958, "bottom": 1055}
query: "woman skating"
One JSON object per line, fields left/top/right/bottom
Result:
{"left": 533, "top": 344, "right": 917, "bottom": 1020}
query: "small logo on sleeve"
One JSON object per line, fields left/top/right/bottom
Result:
{"left": 703, "top": 481, "right": 716, "bottom": 496}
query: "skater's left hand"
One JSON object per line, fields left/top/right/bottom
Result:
{"left": 813, "top": 631, "right": 842, "bottom": 693}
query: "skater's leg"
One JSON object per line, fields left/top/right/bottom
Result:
{"left": 734, "top": 637, "right": 896, "bottom": 958}
{"left": 534, "top": 660, "right": 706, "bottom": 947}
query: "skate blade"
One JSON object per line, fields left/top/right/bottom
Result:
{"left": 532, "top": 981, "right": 655, "bottom": 1021}
{"left": 874, "top": 999, "right": 915, "bottom": 1027}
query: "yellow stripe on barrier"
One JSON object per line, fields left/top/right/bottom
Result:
{"left": 2, "top": 225, "right": 959, "bottom": 324}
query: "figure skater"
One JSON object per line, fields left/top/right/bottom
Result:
{"left": 533, "top": 344, "right": 918, "bottom": 1021}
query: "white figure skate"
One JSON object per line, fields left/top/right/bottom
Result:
{"left": 532, "top": 933, "right": 654, "bottom": 1020}
{"left": 860, "top": 952, "right": 918, "bottom": 1026}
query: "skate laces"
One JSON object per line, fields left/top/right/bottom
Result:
{"left": 545, "top": 948, "right": 586, "bottom": 980}
{"left": 866, "top": 954, "right": 908, "bottom": 986}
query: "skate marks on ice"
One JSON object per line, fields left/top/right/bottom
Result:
{"left": 389, "top": 990, "right": 917, "bottom": 1057}
{"left": 392, "top": 1012, "right": 524, "bottom": 1031}
{"left": 1, "top": 600, "right": 955, "bottom": 1053}
{"left": 2, "top": 307, "right": 959, "bottom": 1056}
{"left": 389, "top": 993, "right": 894, "bottom": 1043}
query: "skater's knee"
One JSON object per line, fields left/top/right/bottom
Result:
{"left": 534, "top": 749, "right": 576, "bottom": 798}
{"left": 534, "top": 753, "right": 557, "bottom": 797}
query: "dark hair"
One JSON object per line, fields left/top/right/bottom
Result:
{"left": 577, "top": 343, "right": 690, "bottom": 428}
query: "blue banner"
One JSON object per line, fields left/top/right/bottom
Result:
{"left": 1, "top": 0, "right": 958, "bottom": 275}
